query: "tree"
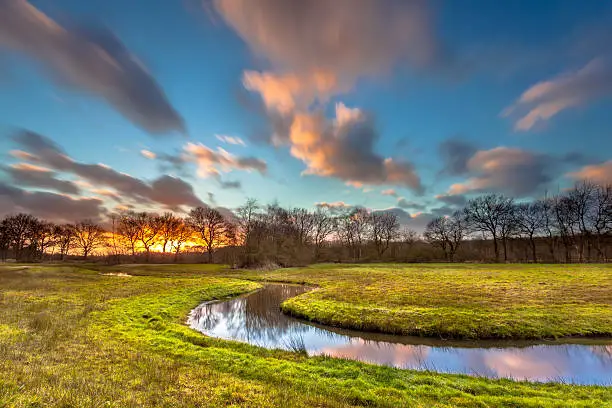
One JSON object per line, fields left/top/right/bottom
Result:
{"left": 290, "top": 208, "right": 315, "bottom": 247}
{"left": 370, "top": 211, "right": 399, "bottom": 258}
{"left": 31, "top": 221, "right": 55, "bottom": 260}
{"left": 158, "top": 212, "right": 182, "bottom": 253}
{"left": 2, "top": 213, "right": 41, "bottom": 261}
{"left": 399, "top": 226, "right": 418, "bottom": 255}
{"left": 515, "top": 201, "right": 547, "bottom": 262}
{"left": 0, "top": 221, "right": 9, "bottom": 262}
{"left": 553, "top": 194, "right": 579, "bottom": 263}
{"left": 72, "top": 221, "right": 105, "bottom": 259}
{"left": 424, "top": 212, "right": 466, "bottom": 262}
{"left": 567, "top": 181, "right": 597, "bottom": 262}
{"left": 53, "top": 224, "right": 74, "bottom": 260}
{"left": 134, "top": 212, "right": 162, "bottom": 260}
{"left": 170, "top": 219, "right": 193, "bottom": 262}
{"left": 310, "top": 208, "right": 335, "bottom": 259}
{"left": 188, "top": 206, "right": 230, "bottom": 263}
{"left": 590, "top": 184, "right": 612, "bottom": 260}
{"left": 464, "top": 194, "right": 514, "bottom": 262}
{"left": 118, "top": 211, "right": 140, "bottom": 257}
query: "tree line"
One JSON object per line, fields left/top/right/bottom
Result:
{"left": 1, "top": 180, "right": 611, "bottom": 264}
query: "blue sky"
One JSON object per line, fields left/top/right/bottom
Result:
{"left": 1, "top": 0, "right": 612, "bottom": 227}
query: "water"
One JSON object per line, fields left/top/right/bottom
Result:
{"left": 187, "top": 284, "right": 612, "bottom": 385}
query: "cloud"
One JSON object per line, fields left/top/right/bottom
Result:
{"left": 148, "top": 175, "right": 204, "bottom": 210}
{"left": 214, "top": 0, "right": 430, "bottom": 190}
{"left": 219, "top": 180, "right": 241, "bottom": 189}
{"left": 0, "top": 182, "right": 105, "bottom": 223}
{"left": 285, "top": 103, "right": 423, "bottom": 192}
{"left": 382, "top": 189, "right": 398, "bottom": 197}
{"left": 141, "top": 150, "right": 157, "bottom": 159}
{"left": 3, "top": 163, "right": 81, "bottom": 195}
{"left": 567, "top": 160, "right": 612, "bottom": 184}
{"left": 435, "top": 193, "right": 467, "bottom": 207}
{"left": 438, "top": 138, "right": 477, "bottom": 176}
{"left": 215, "top": 134, "right": 246, "bottom": 146}
{"left": 214, "top": 0, "right": 438, "bottom": 90}
{"left": 11, "top": 130, "right": 203, "bottom": 211}
{"left": 315, "top": 201, "right": 351, "bottom": 210}
{"left": 90, "top": 188, "right": 121, "bottom": 201}
{"left": 0, "top": 0, "right": 184, "bottom": 135}
{"left": 446, "top": 147, "right": 554, "bottom": 197}
{"left": 503, "top": 57, "right": 612, "bottom": 131}
{"left": 397, "top": 197, "right": 426, "bottom": 210}
{"left": 183, "top": 142, "right": 267, "bottom": 177}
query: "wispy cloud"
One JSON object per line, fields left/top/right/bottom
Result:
{"left": 503, "top": 58, "right": 612, "bottom": 131}
{"left": 0, "top": 0, "right": 184, "bottom": 135}
{"left": 216, "top": 134, "right": 246, "bottom": 146}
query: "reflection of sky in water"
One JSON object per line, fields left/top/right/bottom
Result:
{"left": 187, "top": 284, "right": 612, "bottom": 385}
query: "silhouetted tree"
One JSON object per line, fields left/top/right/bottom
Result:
{"left": 72, "top": 221, "right": 105, "bottom": 259}
{"left": 53, "top": 224, "right": 74, "bottom": 261}
{"left": 464, "top": 194, "right": 514, "bottom": 262}
{"left": 188, "top": 206, "right": 230, "bottom": 263}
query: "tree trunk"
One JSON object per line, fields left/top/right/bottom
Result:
{"left": 530, "top": 236, "right": 537, "bottom": 263}
{"left": 492, "top": 237, "right": 500, "bottom": 262}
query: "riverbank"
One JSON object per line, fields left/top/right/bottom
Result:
{"left": 1, "top": 264, "right": 611, "bottom": 407}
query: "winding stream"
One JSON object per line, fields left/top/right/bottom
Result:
{"left": 187, "top": 284, "right": 612, "bottom": 385}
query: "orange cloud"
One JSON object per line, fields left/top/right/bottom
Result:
{"left": 567, "top": 160, "right": 612, "bottom": 184}
{"left": 184, "top": 142, "right": 267, "bottom": 178}
{"left": 11, "top": 162, "right": 50, "bottom": 172}
{"left": 140, "top": 149, "right": 156, "bottom": 159}
{"left": 214, "top": 0, "right": 432, "bottom": 190}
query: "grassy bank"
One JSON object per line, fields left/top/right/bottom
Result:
{"left": 232, "top": 263, "right": 612, "bottom": 340}
{"left": 0, "top": 264, "right": 611, "bottom": 407}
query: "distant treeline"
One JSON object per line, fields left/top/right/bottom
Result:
{"left": 1, "top": 180, "right": 611, "bottom": 265}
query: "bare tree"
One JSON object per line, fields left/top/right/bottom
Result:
{"left": 188, "top": 206, "right": 230, "bottom": 263}
{"left": 158, "top": 212, "right": 182, "bottom": 253}
{"left": 567, "top": 181, "right": 597, "bottom": 262}
{"left": 424, "top": 212, "right": 466, "bottom": 262}
{"left": 72, "top": 221, "right": 105, "bottom": 259}
{"left": 515, "top": 201, "right": 547, "bottom": 262}
{"left": 590, "top": 184, "right": 612, "bottom": 260}
{"left": 370, "top": 211, "right": 399, "bottom": 258}
{"left": 464, "top": 194, "right": 514, "bottom": 262}
{"left": 118, "top": 211, "right": 140, "bottom": 257}
{"left": 0, "top": 221, "right": 10, "bottom": 262}
{"left": 310, "top": 208, "right": 335, "bottom": 259}
{"left": 553, "top": 194, "right": 579, "bottom": 263}
{"left": 170, "top": 218, "right": 193, "bottom": 262}
{"left": 337, "top": 207, "right": 370, "bottom": 261}
{"left": 53, "top": 224, "right": 74, "bottom": 260}
{"left": 290, "top": 208, "right": 315, "bottom": 247}
{"left": 399, "top": 226, "right": 418, "bottom": 256}
{"left": 134, "top": 212, "right": 162, "bottom": 261}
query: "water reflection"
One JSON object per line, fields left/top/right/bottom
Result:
{"left": 187, "top": 284, "right": 612, "bottom": 385}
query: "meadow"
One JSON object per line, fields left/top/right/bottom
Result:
{"left": 0, "top": 263, "right": 611, "bottom": 407}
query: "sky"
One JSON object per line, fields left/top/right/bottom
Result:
{"left": 1, "top": 0, "right": 612, "bottom": 230}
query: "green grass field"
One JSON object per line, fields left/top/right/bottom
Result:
{"left": 1, "top": 264, "right": 611, "bottom": 407}
{"left": 264, "top": 264, "right": 612, "bottom": 339}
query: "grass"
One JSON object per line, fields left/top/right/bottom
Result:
{"left": 0, "top": 263, "right": 610, "bottom": 407}
{"left": 222, "top": 263, "right": 612, "bottom": 340}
